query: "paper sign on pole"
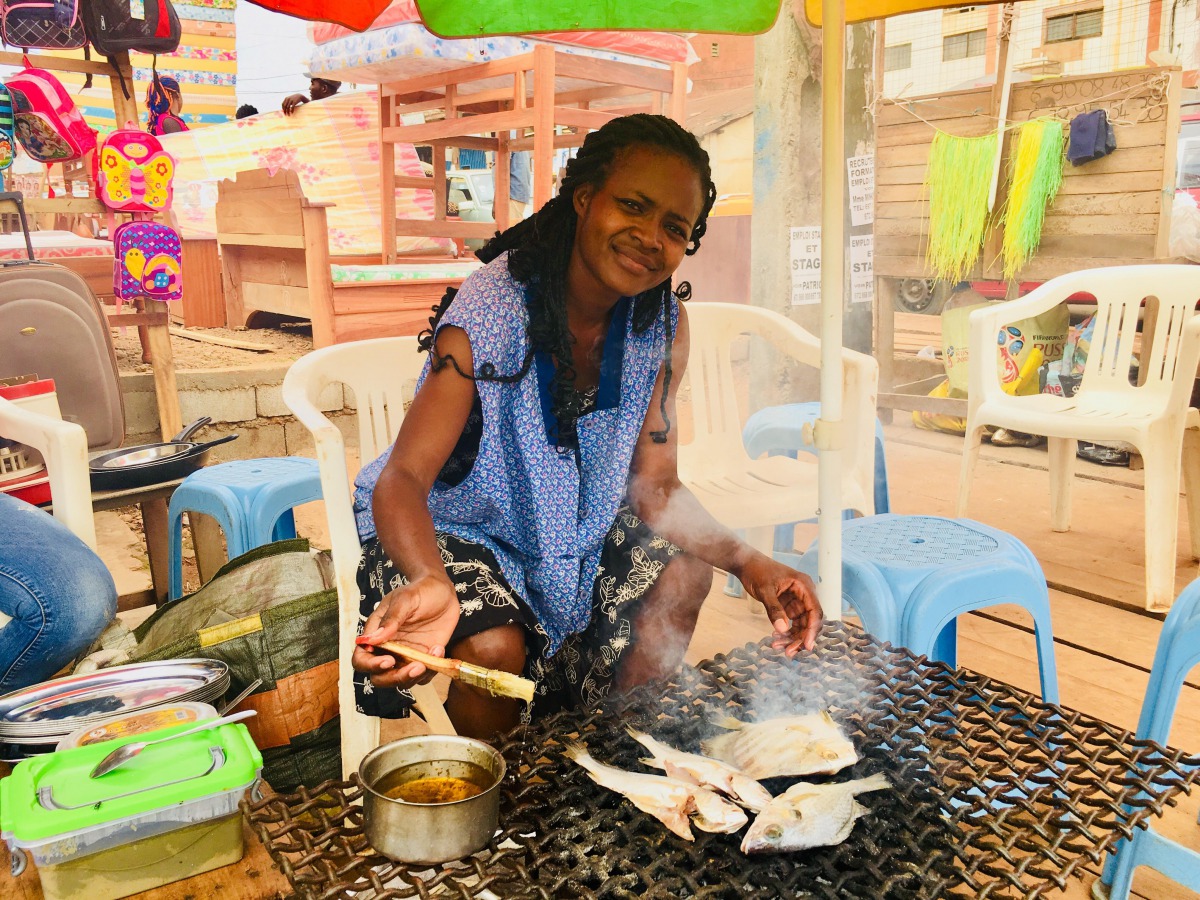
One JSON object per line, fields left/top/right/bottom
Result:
{"left": 847, "top": 155, "right": 874, "bottom": 227}
{"left": 850, "top": 234, "right": 873, "bottom": 304}
{"left": 790, "top": 226, "right": 822, "bottom": 307}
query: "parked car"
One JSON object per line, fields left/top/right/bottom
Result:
{"left": 447, "top": 168, "right": 494, "bottom": 249}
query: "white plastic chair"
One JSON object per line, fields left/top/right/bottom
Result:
{"left": 956, "top": 265, "right": 1200, "bottom": 612}
{"left": 281, "top": 336, "right": 454, "bottom": 777}
{"left": 678, "top": 302, "right": 880, "bottom": 566}
{"left": 0, "top": 396, "right": 96, "bottom": 549}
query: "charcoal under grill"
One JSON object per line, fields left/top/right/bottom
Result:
{"left": 245, "top": 623, "right": 1200, "bottom": 899}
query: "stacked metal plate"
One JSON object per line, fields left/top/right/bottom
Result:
{"left": 0, "top": 659, "right": 229, "bottom": 757}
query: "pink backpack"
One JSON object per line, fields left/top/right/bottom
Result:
{"left": 113, "top": 220, "right": 182, "bottom": 302}
{"left": 5, "top": 64, "right": 95, "bottom": 162}
{"left": 96, "top": 129, "right": 175, "bottom": 213}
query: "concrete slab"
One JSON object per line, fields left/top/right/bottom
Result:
{"left": 94, "top": 509, "right": 151, "bottom": 597}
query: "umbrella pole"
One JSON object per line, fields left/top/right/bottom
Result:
{"left": 816, "top": 0, "right": 846, "bottom": 621}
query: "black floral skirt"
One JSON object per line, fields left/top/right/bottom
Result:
{"left": 354, "top": 508, "right": 683, "bottom": 721}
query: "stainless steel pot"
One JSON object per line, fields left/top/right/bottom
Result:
{"left": 360, "top": 735, "right": 505, "bottom": 864}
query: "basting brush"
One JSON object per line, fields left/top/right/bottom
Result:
{"left": 355, "top": 635, "right": 535, "bottom": 703}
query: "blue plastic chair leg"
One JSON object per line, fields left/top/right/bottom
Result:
{"left": 901, "top": 567, "right": 1059, "bottom": 703}
{"left": 168, "top": 507, "right": 186, "bottom": 603}
{"left": 270, "top": 509, "right": 298, "bottom": 543}
{"left": 1098, "top": 579, "right": 1200, "bottom": 898}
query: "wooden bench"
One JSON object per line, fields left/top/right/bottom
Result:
{"left": 217, "top": 168, "right": 477, "bottom": 348}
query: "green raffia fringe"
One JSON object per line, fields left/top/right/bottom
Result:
{"left": 924, "top": 130, "right": 998, "bottom": 285}
{"left": 1001, "top": 118, "right": 1064, "bottom": 279}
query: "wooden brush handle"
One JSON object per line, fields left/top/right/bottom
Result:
{"left": 373, "top": 640, "right": 462, "bottom": 678}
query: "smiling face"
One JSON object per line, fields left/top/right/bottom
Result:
{"left": 567, "top": 144, "right": 704, "bottom": 309}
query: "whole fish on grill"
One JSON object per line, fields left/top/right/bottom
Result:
{"left": 700, "top": 711, "right": 858, "bottom": 780}
{"left": 626, "top": 726, "right": 773, "bottom": 812}
{"left": 740, "top": 773, "right": 892, "bottom": 853}
{"left": 563, "top": 741, "right": 748, "bottom": 840}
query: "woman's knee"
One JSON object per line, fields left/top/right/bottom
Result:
{"left": 450, "top": 624, "right": 526, "bottom": 674}
{"left": 662, "top": 552, "right": 713, "bottom": 610}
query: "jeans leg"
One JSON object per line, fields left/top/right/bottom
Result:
{"left": 0, "top": 495, "right": 117, "bottom": 693}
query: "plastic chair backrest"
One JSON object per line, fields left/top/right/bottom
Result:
{"left": 1083, "top": 267, "right": 1199, "bottom": 402}
{"left": 281, "top": 336, "right": 429, "bottom": 773}
{"left": 282, "top": 336, "right": 425, "bottom": 568}
{"left": 680, "top": 302, "right": 878, "bottom": 504}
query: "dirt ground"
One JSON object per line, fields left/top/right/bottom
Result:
{"left": 112, "top": 319, "right": 314, "bottom": 374}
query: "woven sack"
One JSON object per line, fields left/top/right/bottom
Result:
{"left": 123, "top": 539, "right": 340, "bottom": 792}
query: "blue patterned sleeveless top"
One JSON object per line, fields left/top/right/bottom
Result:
{"left": 353, "top": 254, "right": 677, "bottom": 653}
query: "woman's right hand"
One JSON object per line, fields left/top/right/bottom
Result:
{"left": 352, "top": 574, "right": 461, "bottom": 690}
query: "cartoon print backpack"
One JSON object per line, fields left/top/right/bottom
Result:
{"left": 5, "top": 64, "right": 95, "bottom": 162}
{"left": 0, "top": 84, "right": 15, "bottom": 170}
{"left": 97, "top": 129, "right": 174, "bottom": 212}
{"left": 113, "top": 220, "right": 182, "bottom": 302}
{"left": 0, "top": 0, "right": 86, "bottom": 50}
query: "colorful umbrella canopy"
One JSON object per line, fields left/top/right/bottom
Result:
{"left": 412, "top": 0, "right": 780, "bottom": 37}
{"left": 245, "top": 0, "right": 391, "bottom": 31}
{"left": 803, "top": 0, "right": 1008, "bottom": 25}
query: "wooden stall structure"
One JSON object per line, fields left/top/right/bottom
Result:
{"left": 873, "top": 64, "right": 1185, "bottom": 417}
{"left": 0, "top": 48, "right": 182, "bottom": 441}
{"left": 217, "top": 168, "right": 482, "bottom": 347}
{"left": 379, "top": 43, "right": 689, "bottom": 263}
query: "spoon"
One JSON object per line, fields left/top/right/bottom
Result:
{"left": 89, "top": 709, "right": 257, "bottom": 778}
{"left": 218, "top": 678, "right": 263, "bottom": 716}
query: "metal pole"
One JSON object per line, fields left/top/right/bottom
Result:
{"left": 816, "top": 0, "right": 846, "bottom": 620}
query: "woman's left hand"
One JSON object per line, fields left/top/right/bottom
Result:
{"left": 737, "top": 555, "right": 823, "bottom": 656}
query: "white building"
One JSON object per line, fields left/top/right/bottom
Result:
{"left": 882, "top": 1, "right": 1200, "bottom": 99}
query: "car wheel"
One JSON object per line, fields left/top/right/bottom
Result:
{"left": 895, "top": 278, "right": 935, "bottom": 313}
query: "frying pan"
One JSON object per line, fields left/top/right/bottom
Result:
{"left": 89, "top": 417, "right": 239, "bottom": 491}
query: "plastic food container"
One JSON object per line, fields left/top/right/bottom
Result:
{"left": 0, "top": 719, "right": 261, "bottom": 900}
{"left": 55, "top": 702, "right": 218, "bottom": 750}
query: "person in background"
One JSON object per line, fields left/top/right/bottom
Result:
{"left": 0, "top": 494, "right": 117, "bottom": 693}
{"left": 146, "top": 75, "right": 188, "bottom": 136}
{"left": 282, "top": 77, "right": 342, "bottom": 116}
{"left": 235, "top": 104, "right": 259, "bottom": 119}
{"left": 508, "top": 150, "right": 531, "bottom": 223}
{"left": 352, "top": 114, "right": 821, "bottom": 740}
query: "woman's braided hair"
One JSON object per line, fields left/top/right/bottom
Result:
{"left": 418, "top": 113, "right": 717, "bottom": 448}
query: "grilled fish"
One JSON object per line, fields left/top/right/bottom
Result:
{"left": 740, "top": 773, "right": 891, "bottom": 853}
{"left": 626, "top": 726, "right": 773, "bottom": 812}
{"left": 563, "top": 741, "right": 748, "bottom": 840}
{"left": 700, "top": 711, "right": 858, "bottom": 780}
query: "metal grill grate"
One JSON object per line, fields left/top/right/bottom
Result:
{"left": 244, "top": 624, "right": 1200, "bottom": 899}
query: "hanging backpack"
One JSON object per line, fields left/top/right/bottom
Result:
{"left": 113, "top": 220, "right": 182, "bottom": 302}
{"left": 0, "top": 85, "right": 15, "bottom": 170}
{"left": 80, "top": 0, "right": 180, "bottom": 56}
{"left": 6, "top": 64, "right": 95, "bottom": 162}
{"left": 0, "top": 0, "right": 85, "bottom": 50}
{"left": 96, "top": 128, "right": 174, "bottom": 212}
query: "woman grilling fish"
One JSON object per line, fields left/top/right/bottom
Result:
{"left": 352, "top": 114, "right": 822, "bottom": 739}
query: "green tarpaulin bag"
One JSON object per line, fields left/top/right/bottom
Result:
{"left": 79, "top": 539, "right": 340, "bottom": 792}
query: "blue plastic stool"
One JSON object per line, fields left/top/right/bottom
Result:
{"left": 784, "top": 514, "right": 1059, "bottom": 703}
{"left": 1095, "top": 579, "right": 1200, "bottom": 899}
{"left": 167, "top": 457, "right": 323, "bottom": 601}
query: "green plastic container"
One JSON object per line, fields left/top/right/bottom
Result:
{"left": 1, "top": 720, "right": 262, "bottom": 900}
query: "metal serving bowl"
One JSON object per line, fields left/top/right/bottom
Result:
{"left": 359, "top": 735, "right": 506, "bottom": 865}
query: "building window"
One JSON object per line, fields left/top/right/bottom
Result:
{"left": 943, "top": 28, "right": 987, "bottom": 61}
{"left": 884, "top": 43, "right": 912, "bottom": 71}
{"left": 1046, "top": 8, "right": 1103, "bottom": 43}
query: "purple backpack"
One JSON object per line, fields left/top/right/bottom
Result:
{"left": 113, "top": 220, "right": 182, "bottom": 302}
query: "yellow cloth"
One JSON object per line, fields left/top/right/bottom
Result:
{"left": 161, "top": 92, "right": 450, "bottom": 257}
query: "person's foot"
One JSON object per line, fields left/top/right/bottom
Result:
{"left": 989, "top": 428, "right": 1045, "bottom": 448}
